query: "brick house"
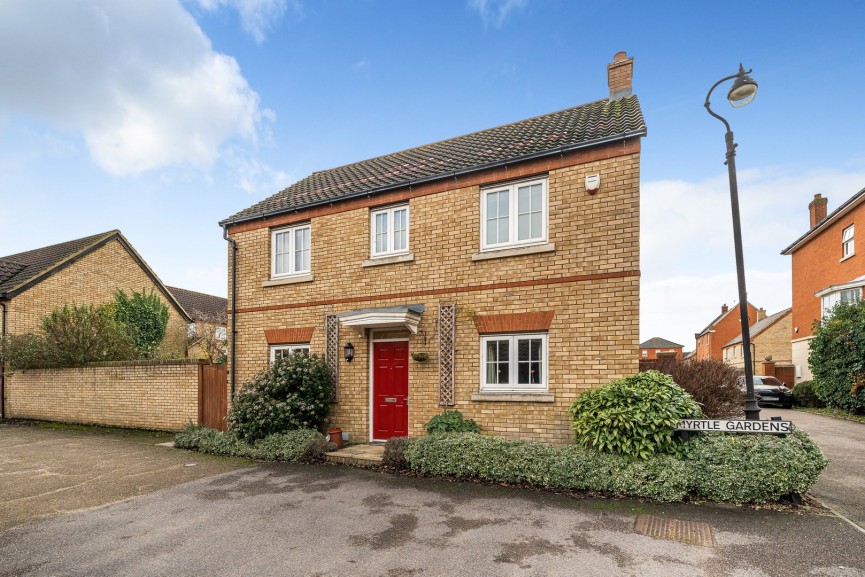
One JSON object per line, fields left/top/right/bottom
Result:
{"left": 639, "top": 337, "right": 683, "bottom": 360}
{"left": 782, "top": 189, "right": 865, "bottom": 384}
{"left": 694, "top": 302, "right": 761, "bottom": 361}
{"left": 721, "top": 308, "right": 793, "bottom": 384}
{"left": 219, "top": 52, "right": 646, "bottom": 444}
{"left": 167, "top": 286, "right": 228, "bottom": 360}
{"left": 0, "top": 230, "right": 193, "bottom": 417}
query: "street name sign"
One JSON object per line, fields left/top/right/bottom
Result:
{"left": 676, "top": 419, "right": 793, "bottom": 434}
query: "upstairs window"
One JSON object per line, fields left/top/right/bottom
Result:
{"left": 272, "top": 224, "right": 311, "bottom": 277}
{"left": 370, "top": 205, "right": 409, "bottom": 257}
{"left": 843, "top": 225, "right": 855, "bottom": 258}
{"left": 822, "top": 288, "right": 862, "bottom": 318}
{"left": 481, "top": 177, "right": 547, "bottom": 250}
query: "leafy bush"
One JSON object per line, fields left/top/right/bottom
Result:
{"left": 175, "top": 424, "right": 328, "bottom": 462}
{"left": 113, "top": 289, "right": 170, "bottom": 358}
{"left": 424, "top": 410, "right": 482, "bottom": 434}
{"left": 641, "top": 358, "right": 745, "bottom": 418}
{"left": 809, "top": 300, "right": 865, "bottom": 413}
{"left": 382, "top": 436, "right": 413, "bottom": 469}
{"left": 404, "top": 433, "right": 690, "bottom": 502}
{"left": 792, "top": 380, "right": 824, "bottom": 408}
{"left": 570, "top": 371, "right": 702, "bottom": 459}
{"left": 686, "top": 429, "right": 828, "bottom": 503}
{"left": 228, "top": 353, "right": 333, "bottom": 441}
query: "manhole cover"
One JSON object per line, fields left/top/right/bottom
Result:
{"left": 634, "top": 514, "right": 714, "bottom": 546}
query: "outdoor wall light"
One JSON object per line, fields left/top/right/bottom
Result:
{"left": 344, "top": 342, "right": 354, "bottom": 362}
{"left": 705, "top": 64, "right": 760, "bottom": 420}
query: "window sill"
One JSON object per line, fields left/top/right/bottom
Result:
{"left": 840, "top": 253, "right": 855, "bottom": 263}
{"left": 470, "top": 392, "right": 555, "bottom": 403}
{"left": 362, "top": 252, "right": 415, "bottom": 268}
{"left": 471, "top": 242, "right": 555, "bottom": 262}
{"left": 262, "top": 274, "right": 314, "bottom": 287}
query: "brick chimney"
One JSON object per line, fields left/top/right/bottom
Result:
{"left": 757, "top": 307, "right": 767, "bottom": 320}
{"left": 809, "top": 194, "right": 828, "bottom": 228}
{"left": 721, "top": 304, "right": 729, "bottom": 314}
{"left": 608, "top": 51, "right": 633, "bottom": 101}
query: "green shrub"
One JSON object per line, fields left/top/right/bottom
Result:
{"left": 686, "top": 429, "right": 828, "bottom": 503}
{"left": 792, "top": 380, "right": 824, "bottom": 408}
{"left": 382, "top": 437, "right": 413, "bottom": 469}
{"left": 175, "top": 423, "right": 328, "bottom": 462}
{"left": 424, "top": 410, "right": 482, "bottom": 434}
{"left": 809, "top": 300, "right": 865, "bottom": 413}
{"left": 404, "top": 433, "right": 689, "bottom": 502}
{"left": 113, "top": 289, "right": 170, "bottom": 358}
{"left": 641, "top": 358, "right": 745, "bottom": 418}
{"left": 228, "top": 353, "right": 334, "bottom": 441}
{"left": 570, "top": 371, "right": 702, "bottom": 459}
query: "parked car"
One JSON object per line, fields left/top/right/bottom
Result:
{"left": 739, "top": 375, "right": 794, "bottom": 408}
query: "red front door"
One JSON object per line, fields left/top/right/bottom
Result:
{"left": 372, "top": 341, "right": 409, "bottom": 440}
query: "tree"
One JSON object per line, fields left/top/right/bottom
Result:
{"left": 113, "top": 288, "right": 169, "bottom": 358}
{"left": 809, "top": 300, "right": 865, "bottom": 413}
{"left": 187, "top": 309, "right": 228, "bottom": 363}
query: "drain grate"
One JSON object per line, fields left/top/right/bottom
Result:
{"left": 634, "top": 514, "right": 715, "bottom": 547}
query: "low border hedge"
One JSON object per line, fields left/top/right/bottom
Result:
{"left": 175, "top": 424, "right": 329, "bottom": 462}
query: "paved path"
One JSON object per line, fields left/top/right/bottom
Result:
{"left": 0, "top": 423, "right": 251, "bottom": 532}
{"left": 763, "top": 408, "right": 865, "bottom": 532}
{"left": 2, "top": 458, "right": 864, "bottom": 576}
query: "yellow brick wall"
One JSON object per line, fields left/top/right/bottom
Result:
{"left": 227, "top": 149, "right": 641, "bottom": 444}
{"left": 724, "top": 314, "right": 793, "bottom": 370}
{"left": 6, "top": 361, "right": 202, "bottom": 431}
{"left": 5, "top": 238, "right": 187, "bottom": 346}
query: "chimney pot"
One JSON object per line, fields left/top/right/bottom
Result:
{"left": 809, "top": 193, "right": 828, "bottom": 228}
{"left": 608, "top": 51, "right": 633, "bottom": 101}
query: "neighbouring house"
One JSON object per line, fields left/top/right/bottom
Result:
{"left": 781, "top": 189, "right": 865, "bottom": 384}
{"left": 694, "top": 302, "right": 762, "bottom": 361}
{"left": 219, "top": 52, "right": 646, "bottom": 444}
{"left": 639, "top": 337, "right": 684, "bottom": 360}
{"left": 167, "top": 286, "right": 228, "bottom": 360}
{"left": 0, "top": 230, "right": 193, "bottom": 418}
{"left": 721, "top": 308, "right": 793, "bottom": 385}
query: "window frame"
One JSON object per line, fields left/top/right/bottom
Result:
{"left": 271, "top": 223, "right": 311, "bottom": 279}
{"left": 843, "top": 224, "right": 855, "bottom": 259}
{"left": 821, "top": 287, "right": 863, "bottom": 318}
{"left": 369, "top": 204, "right": 410, "bottom": 258}
{"left": 479, "top": 333, "right": 548, "bottom": 393}
{"left": 480, "top": 177, "right": 548, "bottom": 251}
{"left": 269, "top": 344, "right": 311, "bottom": 363}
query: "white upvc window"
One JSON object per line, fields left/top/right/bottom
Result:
{"left": 481, "top": 177, "right": 548, "bottom": 250}
{"left": 272, "top": 224, "right": 311, "bottom": 277}
{"left": 370, "top": 205, "right": 409, "bottom": 257}
{"left": 270, "top": 344, "right": 310, "bottom": 362}
{"left": 480, "top": 333, "right": 548, "bottom": 392}
{"left": 821, "top": 288, "right": 862, "bottom": 318}
{"left": 843, "top": 225, "right": 855, "bottom": 258}
{"left": 215, "top": 327, "right": 227, "bottom": 341}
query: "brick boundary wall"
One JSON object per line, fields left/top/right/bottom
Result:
{"left": 5, "top": 360, "right": 207, "bottom": 431}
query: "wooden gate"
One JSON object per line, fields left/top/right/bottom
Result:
{"left": 198, "top": 364, "right": 227, "bottom": 431}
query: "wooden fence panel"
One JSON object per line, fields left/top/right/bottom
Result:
{"left": 199, "top": 364, "right": 227, "bottom": 431}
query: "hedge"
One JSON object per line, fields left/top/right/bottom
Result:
{"left": 175, "top": 424, "right": 329, "bottom": 462}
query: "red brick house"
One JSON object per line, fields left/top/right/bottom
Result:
{"left": 639, "top": 337, "right": 683, "bottom": 360}
{"left": 782, "top": 189, "right": 865, "bottom": 384}
{"left": 219, "top": 52, "right": 646, "bottom": 444}
{"left": 694, "top": 302, "right": 761, "bottom": 361}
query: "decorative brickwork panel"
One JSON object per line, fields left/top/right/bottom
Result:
{"left": 264, "top": 327, "right": 315, "bottom": 344}
{"left": 325, "top": 314, "right": 339, "bottom": 401}
{"left": 474, "top": 311, "right": 555, "bottom": 334}
{"left": 438, "top": 304, "right": 456, "bottom": 406}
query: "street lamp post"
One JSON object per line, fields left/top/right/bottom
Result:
{"left": 705, "top": 65, "right": 761, "bottom": 421}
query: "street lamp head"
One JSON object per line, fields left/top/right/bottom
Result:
{"left": 727, "top": 64, "right": 758, "bottom": 108}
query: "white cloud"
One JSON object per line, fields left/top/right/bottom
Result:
{"left": 193, "top": 0, "right": 298, "bottom": 44}
{"left": 225, "top": 150, "right": 291, "bottom": 196}
{"left": 0, "top": 0, "right": 270, "bottom": 176}
{"left": 467, "top": 0, "right": 527, "bottom": 28}
{"left": 352, "top": 58, "right": 371, "bottom": 73}
{"left": 640, "top": 167, "right": 865, "bottom": 349}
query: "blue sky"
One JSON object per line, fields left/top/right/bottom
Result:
{"left": 1, "top": 0, "right": 864, "bottom": 349}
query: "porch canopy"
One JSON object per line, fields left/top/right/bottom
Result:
{"left": 336, "top": 305, "right": 424, "bottom": 334}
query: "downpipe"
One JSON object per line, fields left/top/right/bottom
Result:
{"left": 222, "top": 227, "right": 237, "bottom": 400}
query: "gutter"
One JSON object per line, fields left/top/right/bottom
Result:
{"left": 222, "top": 227, "right": 237, "bottom": 400}
{"left": 219, "top": 129, "right": 647, "bottom": 229}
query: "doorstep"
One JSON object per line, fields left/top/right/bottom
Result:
{"left": 325, "top": 444, "right": 384, "bottom": 466}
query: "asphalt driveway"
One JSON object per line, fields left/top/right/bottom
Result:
{"left": 0, "top": 422, "right": 251, "bottom": 532}
{"left": 763, "top": 408, "right": 865, "bottom": 531}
